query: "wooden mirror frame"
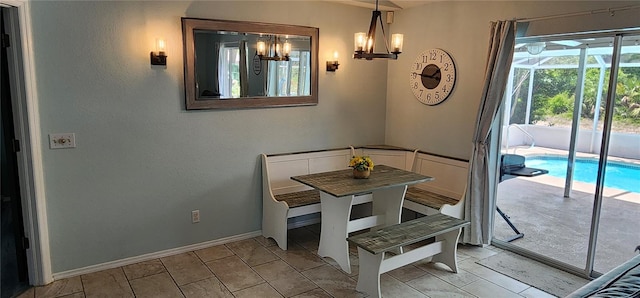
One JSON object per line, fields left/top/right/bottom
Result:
{"left": 182, "top": 18, "right": 319, "bottom": 110}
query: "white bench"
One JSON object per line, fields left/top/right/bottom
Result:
{"left": 356, "top": 147, "right": 468, "bottom": 219}
{"left": 403, "top": 152, "right": 468, "bottom": 219}
{"left": 261, "top": 148, "right": 374, "bottom": 250}
{"left": 347, "top": 213, "right": 470, "bottom": 298}
{"left": 261, "top": 146, "right": 468, "bottom": 250}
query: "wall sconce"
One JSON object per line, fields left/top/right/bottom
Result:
{"left": 150, "top": 38, "right": 167, "bottom": 65}
{"left": 326, "top": 51, "right": 339, "bottom": 71}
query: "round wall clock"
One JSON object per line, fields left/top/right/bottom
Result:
{"left": 409, "top": 48, "right": 457, "bottom": 105}
{"left": 252, "top": 53, "right": 262, "bottom": 75}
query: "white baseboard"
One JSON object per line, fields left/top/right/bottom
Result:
{"left": 52, "top": 230, "right": 262, "bottom": 281}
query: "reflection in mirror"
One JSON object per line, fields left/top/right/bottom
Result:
{"left": 182, "top": 18, "right": 318, "bottom": 110}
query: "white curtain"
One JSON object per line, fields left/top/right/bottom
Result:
{"left": 463, "top": 20, "right": 516, "bottom": 245}
{"left": 211, "top": 43, "right": 220, "bottom": 96}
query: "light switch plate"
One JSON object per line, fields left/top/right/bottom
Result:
{"left": 49, "top": 133, "right": 76, "bottom": 149}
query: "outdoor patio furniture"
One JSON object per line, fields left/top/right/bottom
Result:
{"left": 497, "top": 154, "right": 548, "bottom": 242}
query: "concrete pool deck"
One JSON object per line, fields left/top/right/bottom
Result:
{"left": 495, "top": 146, "right": 639, "bottom": 275}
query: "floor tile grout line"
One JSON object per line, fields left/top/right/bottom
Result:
{"left": 114, "top": 265, "right": 137, "bottom": 298}
{"left": 222, "top": 239, "right": 283, "bottom": 295}
{"left": 192, "top": 247, "right": 236, "bottom": 296}
{"left": 30, "top": 228, "right": 560, "bottom": 298}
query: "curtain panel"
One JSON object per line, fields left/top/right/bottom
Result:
{"left": 463, "top": 20, "right": 516, "bottom": 245}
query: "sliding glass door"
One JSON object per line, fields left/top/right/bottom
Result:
{"left": 592, "top": 34, "right": 640, "bottom": 274}
{"left": 494, "top": 31, "right": 640, "bottom": 278}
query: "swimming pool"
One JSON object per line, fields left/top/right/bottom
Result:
{"left": 525, "top": 155, "right": 640, "bottom": 193}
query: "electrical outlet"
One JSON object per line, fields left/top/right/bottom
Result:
{"left": 191, "top": 210, "right": 200, "bottom": 223}
{"left": 49, "top": 133, "right": 76, "bottom": 149}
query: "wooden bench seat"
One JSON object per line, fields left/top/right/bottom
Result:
{"left": 347, "top": 213, "right": 470, "bottom": 298}
{"left": 274, "top": 190, "right": 320, "bottom": 208}
{"left": 405, "top": 186, "right": 460, "bottom": 210}
{"left": 401, "top": 151, "right": 468, "bottom": 219}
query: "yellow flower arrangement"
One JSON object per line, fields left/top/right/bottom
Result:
{"left": 349, "top": 156, "right": 374, "bottom": 172}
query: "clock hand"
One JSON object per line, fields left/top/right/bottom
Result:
{"left": 412, "top": 72, "right": 439, "bottom": 79}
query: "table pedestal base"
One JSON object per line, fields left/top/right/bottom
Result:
{"left": 317, "top": 186, "right": 407, "bottom": 273}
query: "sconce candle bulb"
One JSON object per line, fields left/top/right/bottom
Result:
{"left": 151, "top": 38, "right": 167, "bottom": 66}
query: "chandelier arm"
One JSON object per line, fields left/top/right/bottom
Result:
{"left": 366, "top": 11, "right": 379, "bottom": 54}
{"left": 377, "top": 11, "right": 391, "bottom": 54}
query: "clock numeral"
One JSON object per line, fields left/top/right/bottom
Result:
{"left": 442, "top": 85, "right": 448, "bottom": 93}
{"left": 419, "top": 89, "right": 423, "bottom": 98}
{"left": 426, "top": 93, "right": 431, "bottom": 101}
{"left": 413, "top": 82, "right": 419, "bottom": 89}
{"left": 435, "top": 92, "right": 440, "bottom": 100}
{"left": 444, "top": 62, "right": 449, "bottom": 71}
{"left": 429, "top": 51, "right": 436, "bottom": 60}
{"left": 422, "top": 55, "right": 428, "bottom": 63}
{"left": 415, "top": 63, "right": 422, "bottom": 70}
{"left": 440, "top": 54, "right": 443, "bottom": 63}
{"left": 447, "top": 74, "right": 452, "bottom": 82}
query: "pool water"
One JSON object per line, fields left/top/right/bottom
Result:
{"left": 525, "top": 156, "right": 640, "bottom": 194}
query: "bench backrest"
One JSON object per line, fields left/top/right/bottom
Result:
{"left": 263, "top": 149, "right": 352, "bottom": 195}
{"left": 357, "top": 147, "right": 417, "bottom": 171}
{"left": 412, "top": 152, "right": 469, "bottom": 199}
{"left": 263, "top": 147, "right": 469, "bottom": 200}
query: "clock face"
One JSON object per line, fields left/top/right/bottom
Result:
{"left": 409, "top": 49, "right": 457, "bottom": 105}
{"left": 252, "top": 54, "right": 262, "bottom": 75}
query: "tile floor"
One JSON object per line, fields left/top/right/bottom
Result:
{"left": 17, "top": 225, "right": 558, "bottom": 298}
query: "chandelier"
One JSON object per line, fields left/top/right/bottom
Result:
{"left": 257, "top": 35, "right": 291, "bottom": 61}
{"left": 353, "top": 0, "right": 403, "bottom": 60}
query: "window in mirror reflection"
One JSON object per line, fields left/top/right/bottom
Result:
{"left": 219, "top": 43, "right": 240, "bottom": 98}
{"left": 194, "top": 30, "right": 311, "bottom": 99}
{"left": 268, "top": 51, "right": 310, "bottom": 97}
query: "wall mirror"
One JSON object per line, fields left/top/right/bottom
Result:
{"left": 182, "top": 18, "right": 319, "bottom": 110}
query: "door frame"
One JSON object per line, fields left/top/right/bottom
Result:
{"left": 1, "top": 0, "right": 52, "bottom": 285}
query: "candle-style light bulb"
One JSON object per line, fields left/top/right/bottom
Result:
{"left": 391, "top": 34, "right": 403, "bottom": 54}
{"left": 257, "top": 41, "right": 266, "bottom": 56}
{"left": 283, "top": 41, "right": 292, "bottom": 57}
{"left": 156, "top": 38, "right": 166, "bottom": 56}
{"left": 354, "top": 32, "right": 366, "bottom": 52}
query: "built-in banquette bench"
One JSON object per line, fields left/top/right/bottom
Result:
{"left": 261, "top": 148, "right": 369, "bottom": 250}
{"left": 359, "top": 146, "right": 469, "bottom": 219}
{"left": 261, "top": 145, "right": 469, "bottom": 250}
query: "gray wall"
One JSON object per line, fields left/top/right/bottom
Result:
{"left": 27, "top": 0, "right": 639, "bottom": 273}
{"left": 30, "top": 1, "right": 387, "bottom": 273}
{"left": 385, "top": 1, "right": 640, "bottom": 160}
